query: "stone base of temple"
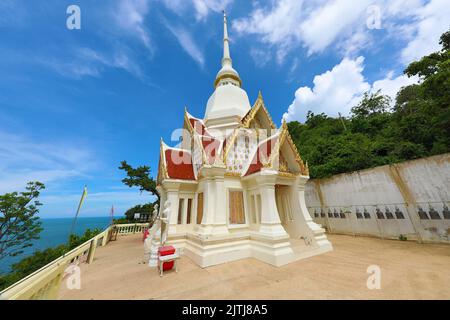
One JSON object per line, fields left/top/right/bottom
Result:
{"left": 164, "top": 230, "right": 333, "bottom": 268}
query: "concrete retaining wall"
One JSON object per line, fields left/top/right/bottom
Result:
{"left": 305, "top": 153, "right": 450, "bottom": 243}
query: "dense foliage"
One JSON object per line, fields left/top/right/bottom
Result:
{"left": 0, "top": 182, "right": 45, "bottom": 261}
{"left": 0, "top": 228, "right": 101, "bottom": 291}
{"left": 119, "top": 161, "right": 159, "bottom": 223}
{"left": 118, "top": 161, "right": 159, "bottom": 202}
{"left": 288, "top": 30, "right": 450, "bottom": 179}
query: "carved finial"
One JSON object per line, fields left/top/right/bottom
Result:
{"left": 258, "top": 90, "right": 263, "bottom": 101}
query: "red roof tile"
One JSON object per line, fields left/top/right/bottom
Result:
{"left": 164, "top": 149, "right": 195, "bottom": 180}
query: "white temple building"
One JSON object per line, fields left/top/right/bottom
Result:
{"left": 156, "top": 13, "right": 332, "bottom": 267}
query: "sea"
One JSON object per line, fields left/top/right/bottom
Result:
{"left": 0, "top": 216, "right": 118, "bottom": 275}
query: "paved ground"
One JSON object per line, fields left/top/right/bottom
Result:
{"left": 59, "top": 234, "right": 450, "bottom": 300}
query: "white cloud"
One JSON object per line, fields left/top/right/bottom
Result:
{"left": 0, "top": 130, "right": 152, "bottom": 218}
{"left": 299, "top": 0, "right": 371, "bottom": 55}
{"left": 39, "top": 47, "right": 144, "bottom": 80}
{"left": 40, "top": 190, "right": 154, "bottom": 218}
{"left": 161, "top": 0, "right": 233, "bottom": 21}
{"left": 233, "top": 0, "right": 447, "bottom": 65}
{"left": 0, "top": 131, "right": 95, "bottom": 194}
{"left": 113, "top": 0, "right": 153, "bottom": 52}
{"left": 400, "top": 0, "right": 449, "bottom": 64}
{"left": 232, "top": 0, "right": 303, "bottom": 63}
{"left": 163, "top": 21, "right": 205, "bottom": 68}
{"left": 372, "top": 71, "right": 420, "bottom": 100}
{"left": 249, "top": 48, "right": 272, "bottom": 68}
{"left": 283, "top": 56, "right": 370, "bottom": 122}
{"left": 283, "top": 57, "right": 419, "bottom": 122}
{"left": 232, "top": 0, "right": 373, "bottom": 59}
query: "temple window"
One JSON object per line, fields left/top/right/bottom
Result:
{"left": 196, "top": 193, "right": 204, "bottom": 224}
{"left": 249, "top": 194, "right": 257, "bottom": 224}
{"left": 186, "top": 199, "right": 193, "bottom": 224}
{"left": 333, "top": 209, "right": 339, "bottom": 218}
{"left": 385, "top": 207, "right": 395, "bottom": 219}
{"left": 417, "top": 207, "right": 429, "bottom": 220}
{"left": 376, "top": 208, "right": 385, "bottom": 219}
{"left": 229, "top": 190, "right": 246, "bottom": 225}
{"left": 443, "top": 205, "right": 450, "bottom": 219}
{"left": 395, "top": 207, "right": 405, "bottom": 219}
{"left": 356, "top": 209, "right": 363, "bottom": 219}
{"left": 177, "top": 199, "right": 184, "bottom": 224}
{"left": 328, "top": 209, "right": 333, "bottom": 218}
{"left": 428, "top": 206, "right": 441, "bottom": 219}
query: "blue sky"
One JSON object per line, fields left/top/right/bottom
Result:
{"left": 0, "top": 0, "right": 448, "bottom": 218}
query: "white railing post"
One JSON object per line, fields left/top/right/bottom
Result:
{"left": 87, "top": 237, "right": 98, "bottom": 264}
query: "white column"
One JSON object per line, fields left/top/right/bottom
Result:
{"left": 256, "top": 173, "right": 289, "bottom": 237}
{"left": 162, "top": 181, "right": 180, "bottom": 234}
{"left": 212, "top": 174, "right": 229, "bottom": 234}
{"left": 196, "top": 166, "right": 228, "bottom": 235}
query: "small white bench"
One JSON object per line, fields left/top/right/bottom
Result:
{"left": 158, "top": 252, "right": 180, "bottom": 277}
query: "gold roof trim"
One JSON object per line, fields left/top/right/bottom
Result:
{"left": 158, "top": 138, "right": 169, "bottom": 182}
{"left": 282, "top": 120, "right": 308, "bottom": 175}
{"left": 241, "top": 91, "right": 276, "bottom": 130}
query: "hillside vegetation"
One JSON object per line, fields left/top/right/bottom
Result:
{"left": 288, "top": 30, "right": 450, "bottom": 179}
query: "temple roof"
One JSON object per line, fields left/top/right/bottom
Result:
{"left": 156, "top": 14, "right": 309, "bottom": 185}
{"left": 159, "top": 141, "right": 195, "bottom": 181}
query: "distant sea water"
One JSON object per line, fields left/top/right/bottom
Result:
{"left": 0, "top": 216, "right": 118, "bottom": 275}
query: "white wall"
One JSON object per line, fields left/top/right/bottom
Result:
{"left": 305, "top": 153, "right": 450, "bottom": 243}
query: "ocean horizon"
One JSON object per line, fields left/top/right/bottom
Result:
{"left": 0, "top": 216, "right": 122, "bottom": 275}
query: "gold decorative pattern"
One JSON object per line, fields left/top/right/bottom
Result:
{"left": 279, "top": 153, "right": 289, "bottom": 173}
{"left": 281, "top": 120, "right": 308, "bottom": 175}
{"left": 223, "top": 127, "right": 241, "bottom": 162}
{"left": 214, "top": 74, "right": 242, "bottom": 88}
{"left": 278, "top": 171, "right": 297, "bottom": 178}
{"left": 184, "top": 109, "right": 211, "bottom": 165}
{"left": 241, "top": 92, "right": 277, "bottom": 130}
{"left": 224, "top": 172, "right": 241, "bottom": 177}
{"left": 158, "top": 139, "right": 169, "bottom": 182}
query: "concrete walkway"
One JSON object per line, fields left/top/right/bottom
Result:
{"left": 59, "top": 234, "right": 450, "bottom": 300}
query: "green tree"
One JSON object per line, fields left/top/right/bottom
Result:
{"left": 118, "top": 161, "right": 160, "bottom": 203}
{"left": 0, "top": 182, "right": 45, "bottom": 261}
{"left": 287, "top": 28, "right": 450, "bottom": 179}
{"left": 396, "top": 29, "right": 450, "bottom": 155}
